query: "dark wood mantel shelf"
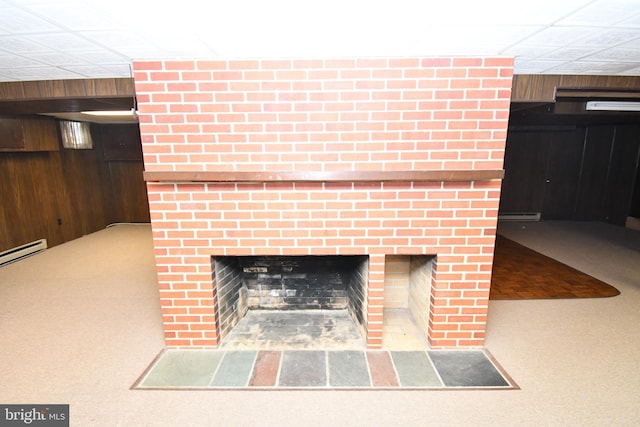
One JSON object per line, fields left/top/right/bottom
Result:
{"left": 143, "top": 169, "right": 504, "bottom": 183}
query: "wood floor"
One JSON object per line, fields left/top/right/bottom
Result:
{"left": 490, "top": 234, "right": 621, "bottom": 300}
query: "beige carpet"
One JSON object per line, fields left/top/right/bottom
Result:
{"left": 1, "top": 222, "right": 639, "bottom": 426}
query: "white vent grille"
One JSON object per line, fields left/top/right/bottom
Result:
{"left": 498, "top": 212, "right": 541, "bottom": 222}
{"left": 0, "top": 239, "right": 47, "bottom": 267}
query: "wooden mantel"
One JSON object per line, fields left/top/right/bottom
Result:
{"left": 143, "top": 169, "right": 505, "bottom": 183}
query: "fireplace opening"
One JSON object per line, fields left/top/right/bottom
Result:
{"left": 214, "top": 255, "right": 368, "bottom": 349}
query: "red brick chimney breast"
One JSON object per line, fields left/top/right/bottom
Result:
{"left": 134, "top": 57, "right": 513, "bottom": 348}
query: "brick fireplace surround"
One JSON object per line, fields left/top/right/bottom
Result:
{"left": 134, "top": 57, "right": 513, "bottom": 349}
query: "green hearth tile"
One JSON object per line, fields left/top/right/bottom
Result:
{"left": 390, "top": 351, "right": 442, "bottom": 387}
{"left": 140, "top": 350, "right": 223, "bottom": 388}
{"left": 328, "top": 351, "right": 371, "bottom": 387}
{"left": 211, "top": 351, "right": 257, "bottom": 387}
{"left": 278, "top": 351, "right": 326, "bottom": 387}
{"left": 428, "top": 350, "right": 510, "bottom": 387}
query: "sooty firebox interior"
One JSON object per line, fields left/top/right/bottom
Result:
{"left": 214, "top": 255, "right": 368, "bottom": 345}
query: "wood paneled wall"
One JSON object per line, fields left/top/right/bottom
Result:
{"left": 0, "top": 78, "right": 133, "bottom": 100}
{"left": 0, "top": 122, "right": 149, "bottom": 253}
{"left": 512, "top": 75, "right": 640, "bottom": 102}
{"left": 500, "top": 124, "right": 640, "bottom": 225}
{"left": 631, "top": 164, "right": 640, "bottom": 217}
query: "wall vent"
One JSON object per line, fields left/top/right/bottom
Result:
{"left": 498, "top": 212, "right": 541, "bottom": 222}
{"left": 0, "top": 239, "right": 47, "bottom": 267}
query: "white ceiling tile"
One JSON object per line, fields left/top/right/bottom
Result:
{"left": 65, "top": 50, "right": 129, "bottom": 64}
{"left": 26, "top": 51, "right": 89, "bottom": 66}
{"left": 618, "top": 65, "right": 640, "bottom": 75}
{"left": 501, "top": 45, "right": 555, "bottom": 59}
{"left": 613, "top": 37, "right": 640, "bottom": 49}
{"left": 556, "top": 0, "right": 640, "bottom": 25}
{"left": 582, "top": 48, "right": 640, "bottom": 61}
{"left": 596, "top": 62, "right": 640, "bottom": 73}
{"left": 471, "top": 0, "right": 592, "bottom": 25}
{"left": 545, "top": 60, "right": 614, "bottom": 73}
{"left": 0, "top": 0, "right": 639, "bottom": 80}
{"left": 513, "top": 59, "right": 567, "bottom": 73}
{"left": 0, "top": 65, "right": 83, "bottom": 80}
{"left": 62, "top": 64, "right": 131, "bottom": 78}
{"left": 515, "top": 26, "right": 597, "bottom": 47}
{"left": 24, "top": 32, "right": 106, "bottom": 51}
{"left": 614, "top": 11, "right": 640, "bottom": 28}
{"left": 0, "top": 10, "right": 7, "bottom": 35}
{"left": 96, "top": 64, "right": 134, "bottom": 76}
{"left": 35, "top": 67, "right": 86, "bottom": 78}
{"left": 572, "top": 28, "right": 640, "bottom": 47}
{"left": 104, "top": 5, "right": 195, "bottom": 31}
{"left": 78, "top": 31, "right": 152, "bottom": 51}
{"left": 137, "top": 30, "right": 218, "bottom": 57}
{"left": 538, "top": 47, "right": 597, "bottom": 60}
{"left": 0, "top": 35, "right": 48, "bottom": 53}
{"left": 557, "top": 61, "right": 639, "bottom": 74}
{"left": 15, "top": 1, "right": 122, "bottom": 31}
{"left": 0, "top": 7, "right": 60, "bottom": 33}
{"left": 0, "top": 53, "right": 44, "bottom": 67}
{"left": 466, "top": 26, "right": 543, "bottom": 48}
{"left": 370, "top": 0, "right": 591, "bottom": 26}
{"left": 58, "top": 65, "right": 110, "bottom": 76}
{"left": 2, "top": 0, "right": 58, "bottom": 4}
{"left": 402, "top": 25, "right": 541, "bottom": 58}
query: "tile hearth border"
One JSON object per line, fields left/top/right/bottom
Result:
{"left": 132, "top": 349, "right": 518, "bottom": 391}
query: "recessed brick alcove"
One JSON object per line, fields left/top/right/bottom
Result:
{"left": 134, "top": 57, "right": 513, "bottom": 349}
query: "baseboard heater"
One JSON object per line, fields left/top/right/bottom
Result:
{"left": 0, "top": 239, "right": 47, "bottom": 267}
{"left": 498, "top": 212, "right": 541, "bottom": 222}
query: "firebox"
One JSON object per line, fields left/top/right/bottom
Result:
{"left": 214, "top": 255, "right": 368, "bottom": 344}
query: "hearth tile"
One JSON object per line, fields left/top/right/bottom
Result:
{"left": 249, "top": 351, "right": 282, "bottom": 387}
{"left": 257, "top": 324, "right": 299, "bottom": 340}
{"left": 219, "top": 309, "right": 365, "bottom": 350}
{"left": 139, "top": 350, "right": 223, "bottom": 388}
{"left": 428, "top": 350, "right": 510, "bottom": 387}
{"left": 278, "top": 351, "right": 326, "bottom": 387}
{"left": 365, "top": 351, "right": 399, "bottom": 387}
{"left": 381, "top": 309, "right": 429, "bottom": 350}
{"left": 134, "top": 349, "right": 517, "bottom": 390}
{"left": 210, "top": 351, "right": 257, "bottom": 387}
{"left": 328, "top": 351, "right": 371, "bottom": 387}
{"left": 390, "top": 351, "right": 442, "bottom": 387}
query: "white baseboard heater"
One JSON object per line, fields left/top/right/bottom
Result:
{"left": 498, "top": 212, "right": 541, "bottom": 222}
{"left": 0, "top": 239, "right": 47, "bottom": 267}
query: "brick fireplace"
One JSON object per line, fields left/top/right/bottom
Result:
{"left": 134, "top": 57, "right": 513, "bottom": 349}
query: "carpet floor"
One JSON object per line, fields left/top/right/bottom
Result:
{"left": 490, "top": 234, "right": 621, "bottom": 300}
{"left": 2, "top": 222, "right": 640, "bottom": 425}
{"left": 134, "top": 349, "right": 516, "bottom": 390}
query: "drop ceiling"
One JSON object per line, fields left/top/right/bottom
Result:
{"left": 1, "top": 0, "right": 640, "bottom": 83}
